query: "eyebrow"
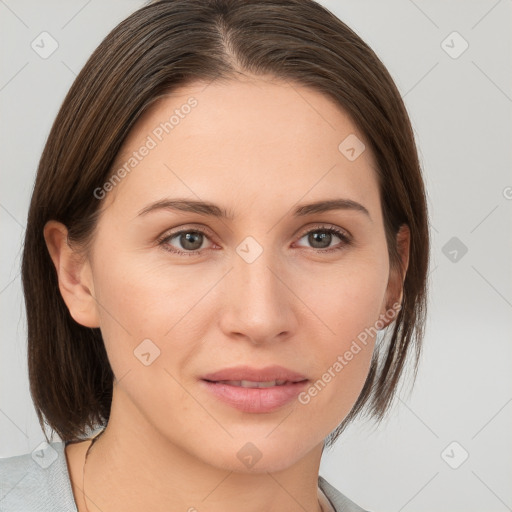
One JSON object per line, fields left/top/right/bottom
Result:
{"left": 137, "top": 198, "right": 371, "bottom": 220}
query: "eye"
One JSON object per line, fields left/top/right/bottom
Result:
{"left": 157, "top": 227, "right": 215, "bottom": 256}
{"left": 294, "top": 225, "right": 352, "bottom": 253}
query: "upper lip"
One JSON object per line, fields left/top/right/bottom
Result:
{"left": 201, "top": 365, "right": 308, "bottom": 383}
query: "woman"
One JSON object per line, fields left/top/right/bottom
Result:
{"left": 0, "top": 1, "right": 429, "bottom": 511}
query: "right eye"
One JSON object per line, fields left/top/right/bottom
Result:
{"left": 156, "top": 226, "right": 217, "bottom": 256}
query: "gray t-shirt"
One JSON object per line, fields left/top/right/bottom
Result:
{"left": 0, "top": 441, "right": 369, "bottom": 511}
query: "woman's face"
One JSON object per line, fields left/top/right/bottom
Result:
{"left": 65, "top": 76, "right": 405, "bottom": 472}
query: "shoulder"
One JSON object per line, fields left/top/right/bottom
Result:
{"left": 0, "top": 441, "right": 77, "bottom": 512}
{"left": 318, "top": 475, "right": 372, "bottom": 512}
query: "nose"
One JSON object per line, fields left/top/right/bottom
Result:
{"left": 218, "top": 247, "right": 298, "bottom": 346}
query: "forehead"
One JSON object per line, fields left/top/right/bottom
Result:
{"left": 103, "top": 76, "right": 380, "bottom": 218}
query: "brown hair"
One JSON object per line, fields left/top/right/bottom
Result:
{"left": 22, "top": 0, "right": 429, "bottom": 445}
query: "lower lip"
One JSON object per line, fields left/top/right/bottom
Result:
{"left": 200, "top": 380, "right": 309, "bottom": 413}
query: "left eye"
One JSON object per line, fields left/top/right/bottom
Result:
{"left": 295, "top": 226, "right": 351, "bottom": 252}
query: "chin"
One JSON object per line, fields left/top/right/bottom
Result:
{"left": 202, "top": 434, "right": 322, "bottom": 474}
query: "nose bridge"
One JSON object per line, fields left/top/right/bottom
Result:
{"left": 235, "top": 240, "right": 285, "bottom": 310}
{"left": 221, "top": 237, "right": 294, "bottom": 341}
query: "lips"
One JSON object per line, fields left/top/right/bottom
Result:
{"left": 200, "top": 365, "right": 309, "bottom": 413}
{"left": 201, "top": 365, "right": 308, "bottom": 384}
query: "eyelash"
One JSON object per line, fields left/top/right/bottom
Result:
{"left": 156, "top": 224, "right": 352, "bottom": 257}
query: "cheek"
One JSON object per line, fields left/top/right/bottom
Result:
{"left": 92, "top": 247, "right": 202, "bottom": 331}
{"left": 89, "top": 255, "right": 203, "bottom": 424}
{"left": 89, "top": 246, "right": 207, "bottom": 380}
{"left": 295, "top": 254, "right": 388, "bottom": 425}
{"left": 304, "top": 249, "right": 389, "bottom": 344}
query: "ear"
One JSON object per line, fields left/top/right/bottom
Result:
{"left": 43, "top": 220, "right": 100, "bottom": 328}
{"left": 379, "top": 224, "right": 410, "bottom": 328}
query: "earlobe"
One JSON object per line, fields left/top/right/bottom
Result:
{"left": 43, "top": 220, "right": 100, "bottom": 328}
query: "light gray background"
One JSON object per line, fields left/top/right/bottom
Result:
{"left": 1, "top": 1, "right": 511, "bottom": 511}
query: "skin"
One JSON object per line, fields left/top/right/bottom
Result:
{"left": 45, "top": 74, "right": 409, "bottom": 512}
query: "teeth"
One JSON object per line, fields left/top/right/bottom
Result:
{"left": 221, "top": 379, "right": 288, "bottom": 388}
{"left": 243, "top": 380, "right": 275, "bottom": 388}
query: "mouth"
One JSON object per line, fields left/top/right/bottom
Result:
{"left": 200, "top": 366, "right": 309, "bottom": 413}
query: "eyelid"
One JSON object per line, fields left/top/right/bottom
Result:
{"left": 296, "top": 223, "right": 351, "bottom": 241}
